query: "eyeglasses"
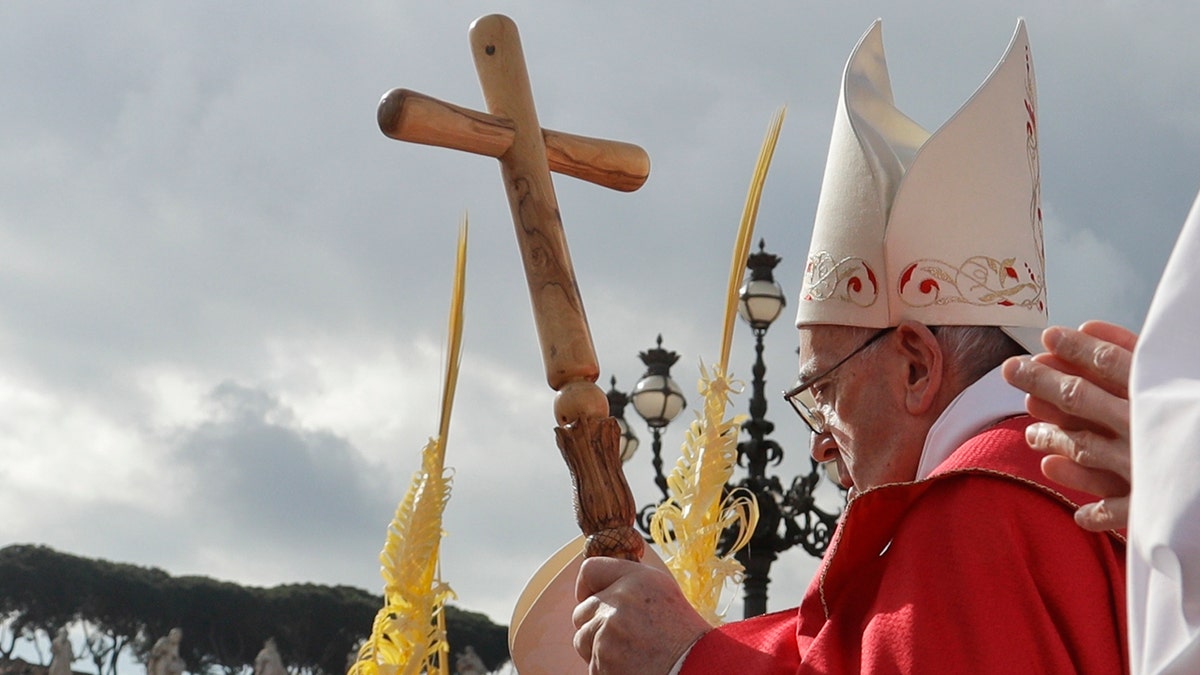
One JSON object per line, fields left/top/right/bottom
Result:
{"left": 783, "top": 327, "right": 895, "bottom": 434}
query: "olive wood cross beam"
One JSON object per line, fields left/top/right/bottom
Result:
{"left": 378, "top": 14, "right": 647, "bottom": 561}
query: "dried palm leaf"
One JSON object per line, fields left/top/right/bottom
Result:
{"left": 650, "top": 108, "right": 785, "bottom": 625}
{"left": 349, "top": 216, "right": 468, "bottom": 675}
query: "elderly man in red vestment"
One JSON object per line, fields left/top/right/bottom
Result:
{"left": 571, "top": 19, "right": 1128, "bottom": 674}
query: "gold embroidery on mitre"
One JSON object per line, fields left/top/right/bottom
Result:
{"left": 896, "top": 48, "right": 1047, "bottom": 315}
{"left": 897, "top": 256, "right": 1044, "bottom": 311}
{"left": 803, "top": 252, "right": 879, "bottom": 307}
{"left": 1025, "top": 44, "right": 1046, "bottom": 283}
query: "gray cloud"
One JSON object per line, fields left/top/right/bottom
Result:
{"left": 172, "top": 381, "right": 389, "bottom": 544}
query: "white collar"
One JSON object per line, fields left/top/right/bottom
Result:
{"left": 915, "top": 365, "right": 1027, "bottom": 479}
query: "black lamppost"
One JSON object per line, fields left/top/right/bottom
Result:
{"left": 728, "top": 240, "right": 842, "bottom": 619}
{"left": 732, "top": 241, "right": 789, "bottom": 618}
{"left": 607, "top": 240, "right": 844, "bottom": 619}
{"left": 605, "top": 376, "right": 640, "bottom": 463}
{"left": 627, "top": 335, "right": 686, "bottom": 533}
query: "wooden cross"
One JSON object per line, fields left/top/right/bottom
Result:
{"left": 378, "top": 14, "right": 648, "bottom": 561}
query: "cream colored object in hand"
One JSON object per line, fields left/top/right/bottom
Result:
{"left": 509, "top": 536, "right": 673, "bottom": 675}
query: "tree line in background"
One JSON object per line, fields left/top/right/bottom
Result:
{"left": 0, "top": 546, "right": 509, "bottom": 675}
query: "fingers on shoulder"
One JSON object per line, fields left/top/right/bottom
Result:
{"left": 1074, "top": 497, "right": 1130, "bottom": 532}
{"left": 1048, "top": 325, "right": 1132, "bottom": 397}
{"left": 1078, "top": 320, "right": 1138, "bottom": 352}
{"left": 1029, "top": 423, "right": 1130, "bottom": 478}
{"left": 1026, "top": 357, "right": 1126, "bottom": 429}
{"left": 1041, "top": 454, "right": 1129, "bottom": 498}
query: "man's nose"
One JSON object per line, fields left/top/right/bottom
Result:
{"left": 810, "top": 430, "right": 839, "bottom": 463}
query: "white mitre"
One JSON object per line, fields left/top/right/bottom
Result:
{"left": 798, "top": 19, "right": 1047, "bottom": 353}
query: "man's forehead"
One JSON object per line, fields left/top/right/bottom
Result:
{"left": 796, "top": 326, "right": 836, "bottom": 380}
{"left": 796, "top": 325, "right": 870, "bottom": 379}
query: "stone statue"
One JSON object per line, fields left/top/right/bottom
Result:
{"left": 146, "top": 628, "right": 185, "bottom": 675}
{"left": 49, "top": 627, "right": 73, "bottom": 675}
{"left": 252, "top": 639, "right": 285, "bottom": 675}
{"left": 454, "top": 646, "right": 486, "bottom": 675}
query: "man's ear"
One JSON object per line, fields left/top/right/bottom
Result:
{"left": 893, "top": 320, "right": 943, "bottom": 415}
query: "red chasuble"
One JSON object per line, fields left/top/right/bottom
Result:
{"left": 681, "top": 416, "right": 1128, "bottom": 674}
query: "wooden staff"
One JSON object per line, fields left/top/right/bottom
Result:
{"left": 378, "top": 14, "right": 646, "bottom": 561}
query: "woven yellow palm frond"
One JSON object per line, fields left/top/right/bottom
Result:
{"left": 349, "top": 217, "right": 468, "bottom": 675}
{"left": 650, "top": 108, "right": 785, "bottom": 625}
{"left": 649, "top": 362, "right": 755, "bottom": 625}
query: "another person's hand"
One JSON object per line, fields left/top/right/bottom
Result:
{"left": 1001, "top": 320, "right": 1134, "bottom": 531}
{"left": 574, "top": 557, "right": 711, "bottom": 674}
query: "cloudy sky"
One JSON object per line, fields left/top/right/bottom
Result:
{"left": 3, "top": 1, "right": 1199, "bottom": 639}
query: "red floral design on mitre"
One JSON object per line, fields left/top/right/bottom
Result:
{"left": 802, "top": 252, "right": 878, "bottom": 307}
{"left": 898, "top": 256, "right": 1044, "bottom": 310}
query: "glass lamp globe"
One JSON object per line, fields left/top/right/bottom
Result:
{"left": 631, "top": 373, "right": 686, "bottom": 429}
{"left": 616, "top": 417, "right": 640, "bottom": 463}
{"left": 738, "top": 278, "right": 786, "bottom": 328}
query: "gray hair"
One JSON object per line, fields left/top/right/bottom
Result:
{"left": 932, "top": 325, "right": 1024, "bottom": 384}
{"left": 821, "top": 323, "right": 1022, "bottom": 386}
